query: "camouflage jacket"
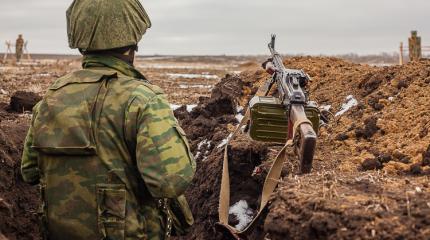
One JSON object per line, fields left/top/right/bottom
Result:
{"left": 21, "top": 55, "right": 196, "bottom": 240}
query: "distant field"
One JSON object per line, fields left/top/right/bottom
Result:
{"left": 1, "top": 52, "right": 423, "bottom": 65}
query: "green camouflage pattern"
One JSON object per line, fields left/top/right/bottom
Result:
{"left": 21, "top": 55, "right": 195, "bottom": 240}
{"left": 15, "top": 35, "right": 24, "bottom": 62}
{"left": 67, "top": 0, "right": 152, "bottom": 50}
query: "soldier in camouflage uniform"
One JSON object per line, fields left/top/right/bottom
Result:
{"left": 20, "top": 0, "right": 195, "bottom": 239}
{"left": 15, "top": 34, "right": 24, "bottom": 62}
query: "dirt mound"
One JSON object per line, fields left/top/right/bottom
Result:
{"left": 258, "top": 57, "right": 430, "bottom": 239}
{"left": 175, "top": 57, "right": 430, "bottom": 239}
{"left": 8, "top": 91, "right": 41, "bottom": 113}
{"left": 0, "top": 117, "right": 39, "bottom": 240}
{"left": 264, "top": 172, "right": 430, "bottom": 240}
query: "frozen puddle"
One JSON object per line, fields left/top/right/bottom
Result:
{"left": 229, "top": 200, "right": 254, "bottom": 231}
{"left": 335, "top": 95, "right": 358, "bottom": 116}
{"left": 166, "top": 73, "right": 219, "bottom": 80}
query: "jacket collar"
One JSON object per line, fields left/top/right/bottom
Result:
{"left": 82, "top": 55, "right": 147, "bottom": 80}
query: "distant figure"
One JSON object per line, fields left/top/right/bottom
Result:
{"left": 409, "top": 31, "right": 422, "bottom": 62}
{"left": 15, "top": 34, "right": 24, "bottom": 62}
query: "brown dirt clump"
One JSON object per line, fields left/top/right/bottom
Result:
{"left": 354, "top": 116, "right": 380, "bottom": 140}
{"left": 7, "top": 91, "right": 41, "bottom": 113}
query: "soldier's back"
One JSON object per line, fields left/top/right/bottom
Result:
{"left": 32, "top": 67, "right": 166, "bottom": 240}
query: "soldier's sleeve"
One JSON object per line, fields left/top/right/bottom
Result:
{"left": 21, "top": 103, "right": 41, "bottom": 185}
{"left": 130, "top": 90, "right": 196, "bottom": 199}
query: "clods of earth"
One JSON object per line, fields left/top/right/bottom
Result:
{"left": 1, "top": 56, "right": 430, "bottom": 239}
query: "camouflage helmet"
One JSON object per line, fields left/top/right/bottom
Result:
{"left": 66, "top": 0, "right": 152, "bottom": 51}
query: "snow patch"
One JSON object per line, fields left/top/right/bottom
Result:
{"left": 187, "top": 104, "right": 197, "bottom": 112}
{"left": 217, "top": 133, "right": 233, "bottom": 148}
{"left": 235, "top": 106, "right": 245, "bottom": 122}
{"left": 170, "top": 104, "right": 181, "bottom": 111}
{"left": 170, "top": 104, "right": 197, "bottom": 112}
{"left": 197, "top": 139, "right": 209, "bottom": 151}
{"left": 229, "top": 200, "right": 254, "bottom": 231}
{"left": 34, "top": 73, "right": 51, "bottom": 77}
{"left": 320, "top": 105, "right": 332, "bottom": 111}
{"left": 178, "top": 84, "right": 212, "bottom": 89}
{"left": 335, "top": 95, "right": 358, "bottom": 116}
{"left": 196, "top": 139, "right": 212, "bottom": 160}
{"left": 166, "top": 73, "right": 219, "bottom": 80}
{"left": 138, "top": 64, "right": 234, "bottom": 70}
{"left": 235, "top": 114, "right": 244, "bottom": 122}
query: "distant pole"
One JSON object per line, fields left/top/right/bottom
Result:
{"left": 399, "top": 42, "right": 404, "bottom": 65}
{"left": 24, "top": 41, "right": 31, "bottom": 60}
{"left": 3, "top": 41, "right": 13, "bottom": 62}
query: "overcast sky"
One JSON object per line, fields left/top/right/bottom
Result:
{"left": 0, "top": 0, "right": 428, "bottom": 55}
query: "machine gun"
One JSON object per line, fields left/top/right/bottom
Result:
{"left": 217, "top": 36, "right": 321, "bottom": 239}
{"left": 248, "top": 35, "right": 319, "bottom": 173}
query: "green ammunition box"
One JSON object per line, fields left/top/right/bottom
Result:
{"left": 249, "top": 96, "right": 320, "bottom": 143}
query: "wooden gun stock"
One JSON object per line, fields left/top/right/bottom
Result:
{"left": 290, "top": 105, "right": 317, "bottom": 173}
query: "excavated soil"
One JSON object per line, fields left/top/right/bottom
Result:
{"left": 173, "top": 74, "right": 269, "bottom": 240}
{"left": 177, "top": 57, "right": 430, "bottom": 240}
{"left": 1, "top": 56, "right": 430, "bottom": 239}
{"left": 0, "top": 115, "right": 39, "bottom": 240}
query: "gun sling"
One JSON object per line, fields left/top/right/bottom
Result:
{"left": 217, "top": 80, "right": 312, "bottom": 239}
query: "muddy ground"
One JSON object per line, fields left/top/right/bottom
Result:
{"left": 0, "top": 56, "right": 429, "bottom": 239}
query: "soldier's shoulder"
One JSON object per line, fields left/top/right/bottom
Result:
{"left": 50, "top": 69, "right": 118, "bottom": 90}
{"left": 118, "top": 75, "right": 165, "bottom": 100}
